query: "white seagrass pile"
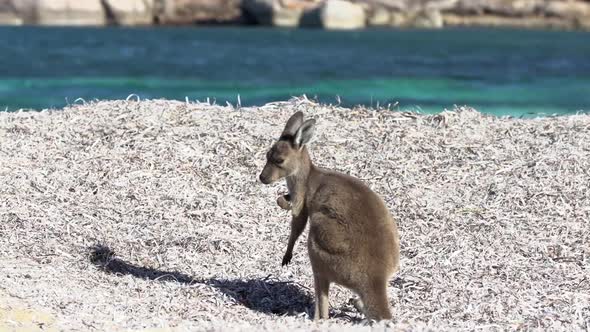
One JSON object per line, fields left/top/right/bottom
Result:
{"left": 0, "top": 97, "right": 588, "bottom": 331}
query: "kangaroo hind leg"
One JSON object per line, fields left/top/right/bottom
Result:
{"left": 313, "top": 274, "right": 330, "bottom": 321}
{"left": 358, "top": 279, "right": 392, "bottom": 321}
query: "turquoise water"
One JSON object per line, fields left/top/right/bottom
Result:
{"left": 1, "top": 26, "right": 589, "bottom": 116}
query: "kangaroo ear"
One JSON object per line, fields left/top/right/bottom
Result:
{"left": 294, "top": 119, "right": 316, "bottom": 148}
{"left": 281, "top": 111, "right": 304, "bottom": 137}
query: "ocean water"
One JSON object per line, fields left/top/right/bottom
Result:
{"left": 0, "top": 26, "right": 589, "bottom": 116}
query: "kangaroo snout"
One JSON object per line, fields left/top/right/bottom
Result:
{"left": 258, "top": 164, "right": 275, "bottom": 184}
{"left": 259, "top": 172, "right": 271, "bottom": 184}
{"left": 259, "top": 160, "right": 285, "bottom": 184}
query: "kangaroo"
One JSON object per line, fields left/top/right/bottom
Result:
{"left": 258, "top": 111, "right": 400, "bottom": 321}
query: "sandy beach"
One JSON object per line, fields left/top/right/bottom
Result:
{"left": 0, "top": 98, "right": 588, "bottom": 331}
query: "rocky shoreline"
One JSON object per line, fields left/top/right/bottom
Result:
{"left": 1, "top": 0, "right": 590, "bottom": 30}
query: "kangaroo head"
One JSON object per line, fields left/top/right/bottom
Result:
{"left": 259, "top": 111, "right": 316, "bottom": 184}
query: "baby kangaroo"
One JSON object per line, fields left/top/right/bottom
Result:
{"left": 259, "top": 111, "right": 400, "bottom": 321}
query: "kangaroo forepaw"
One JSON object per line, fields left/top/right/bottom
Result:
{"left": 281, "top": 252, "right": 293, "bottom": 266}
{"left": 277, "top": 194, "right": 291, "bottom": 210}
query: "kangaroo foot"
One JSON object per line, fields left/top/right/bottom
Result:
{"left": 348, "top": 297, "right": 365, "bottom": 315}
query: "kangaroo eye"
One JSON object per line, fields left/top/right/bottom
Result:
{"left": 274, "top": 159, "right": 284, "bottom": 165}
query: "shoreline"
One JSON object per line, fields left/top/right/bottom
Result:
{"left": 4, "top": 97, "right": 588, "bottom": 119}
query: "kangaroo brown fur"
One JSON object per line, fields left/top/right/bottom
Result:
{"left": 259, "top": 111, "right": 400, "bottom": 321}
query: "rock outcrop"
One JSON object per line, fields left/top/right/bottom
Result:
{"left": 441, "top": 0, "right": 590, "bottom": 30}
{"left": 0, "top": 0, "right": 22, "bottom": 25}
{"left": 242, "top": 0, "right": 320, "bottom": 27}
{"left": 413, "top": 9, "right": 444, "bottom": 28}
{"left": 0, "top": 0, "right": 589, "bottom": 30}
{"left": 155, "top": 0, "right": 242, "bottom": 24}
{"left": 103, "top": 0, "right": 154, "bottom": 25}
{"left": 320, "top": 0, "right": 366, "bottom": 29}
{"left": 35, "top": 0, "right": 106, "bottom": 26}
{"left": 367, "top": 6, "right": 392, "bottom": 26}
{"left": 364, "top": 0, "right": 590, "bottom": 30}
{"left": 545, "top": 0, "right": 590, "bottom": 18}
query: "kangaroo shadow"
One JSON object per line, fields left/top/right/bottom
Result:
{"left": 88, "top": 244, "right": 312, "bottom": 316}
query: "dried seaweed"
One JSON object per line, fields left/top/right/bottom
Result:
{"left": 0, "top": 97, "right": 588, "bottom": 331}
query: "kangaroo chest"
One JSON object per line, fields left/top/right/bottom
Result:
{"left": 286, "top": 177, "right": 306, "bottom": 217}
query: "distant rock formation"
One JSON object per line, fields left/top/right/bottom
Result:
{"left": 1, "top": 0, "right": 590, "bottom": 30}
{"left": 0, "top": 0, "right": 243, "bottom": 26}
{"left": 243, "top": 0, "right": 590, "bottom": 30}
{"left": 0, "top": 0, "right": 108, "bottom": 25}
{"left": 0, "top": 0, "right": 23, "bottom": 25}
{"left": 155, "top": 0, "right": 242, "bottom": 24}
{"left": 35, "top": 0, "right": 106, "bottom": 26}
{"left": 242, "top": 0, "right": 320, "bottom": 27}
{"left": 321, "top": 0, "right": 366, "bottom": 29}
{"left": 103, "top": 0, "right": 154, "bottom": 26}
